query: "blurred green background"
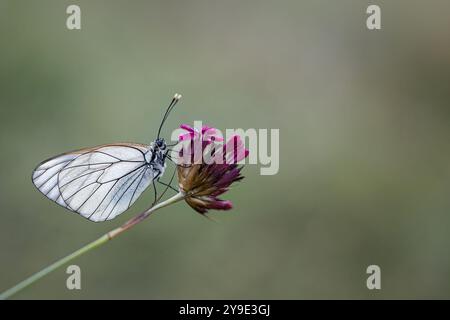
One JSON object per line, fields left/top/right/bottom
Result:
{"left": 1, "top": 0, "right": 450, "bottom": 299}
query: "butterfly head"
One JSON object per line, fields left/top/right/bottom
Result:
{"left": 154, "top": 138, "right": 166, "bottom": 151}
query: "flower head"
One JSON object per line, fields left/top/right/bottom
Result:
{"left": 177, "top": 124, "right": 249, "bottom": 214}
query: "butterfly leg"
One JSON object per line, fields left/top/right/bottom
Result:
{"left": 154, "top": 165, "right": 178, "bottom": 205}
{"left": 157, "top": 179, "right": 178, "bottom": 192}
{"left": 151, "top": 170, "right": 162, "bottom": 206}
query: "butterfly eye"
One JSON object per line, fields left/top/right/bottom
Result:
{"left": 156, "top": 138, "right": 166, "bottom": 149}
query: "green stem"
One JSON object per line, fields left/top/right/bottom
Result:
{"left": 0, "top": 192, "right": 185, "bottom": 300}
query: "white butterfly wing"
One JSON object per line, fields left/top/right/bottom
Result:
{"left": 32, "top": 143, "right": 156, "bottom": 222}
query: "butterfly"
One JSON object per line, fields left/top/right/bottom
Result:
{"left": 32, "top": 94, "right": 181, "bottom": 222}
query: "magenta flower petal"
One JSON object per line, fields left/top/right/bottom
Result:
{"left": 223, "top": 135, "right": 249, "bottom": 163}
{"left": 180, "top": 124, "right": 195, "bottom": 132}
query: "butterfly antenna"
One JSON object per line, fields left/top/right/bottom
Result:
{"left": 157, "top": 93, "right": 182, "bottom": 139}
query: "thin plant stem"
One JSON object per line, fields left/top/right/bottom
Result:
{"left": 0, "top": 192, "right": 185, "bottom": 300}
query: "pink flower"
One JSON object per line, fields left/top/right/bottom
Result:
{"left": 177, "top": 124, "right": 249, "bottom": 214}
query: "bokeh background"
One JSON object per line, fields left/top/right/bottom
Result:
{"left": 1, "top": 0, "right": 450, "bottom": 299}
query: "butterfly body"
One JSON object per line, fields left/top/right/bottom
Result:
{"left": 143, "top": 138, "right": 168, "bottom": 187}
{"left": 146, "top": 138, "right": 167, "bottom": 173}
